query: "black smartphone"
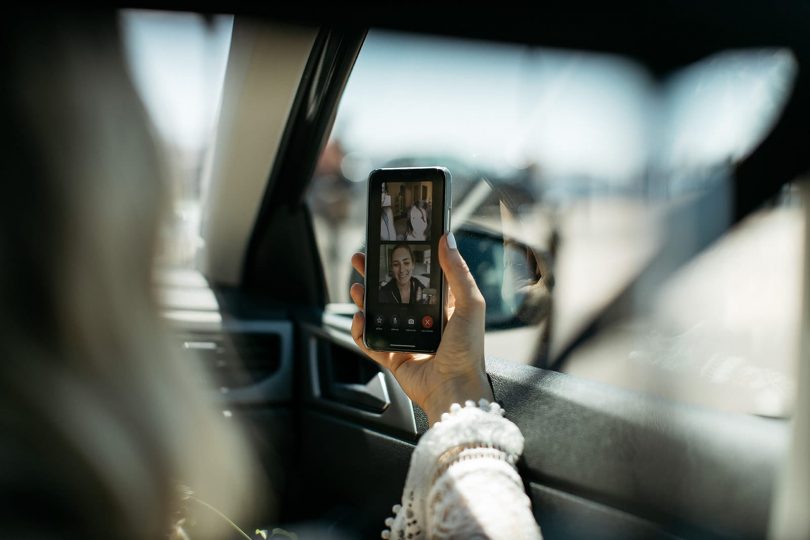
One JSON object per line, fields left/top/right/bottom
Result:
{"left": 363, "top": 167, "right": 451, "bottom": 353}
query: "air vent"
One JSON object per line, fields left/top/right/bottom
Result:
{"left": 177, "top": 330, "right": 282, "bottom": 390}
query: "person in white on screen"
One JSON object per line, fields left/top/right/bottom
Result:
{"left": 351, "top": 234, "right": 542, "bottom": 540}
{"left": 381, "top": 182, "right": 397, "bottom": 241}
{"left": 406, "top": 199, "right": 428, "bottom": 241}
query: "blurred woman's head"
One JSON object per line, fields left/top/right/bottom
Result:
{"left": 0, "top": 11, "right": 257, "bottom": 539}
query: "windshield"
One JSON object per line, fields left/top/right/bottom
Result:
{"left": 309, "top": 29, "right": 801, "bottom": 418}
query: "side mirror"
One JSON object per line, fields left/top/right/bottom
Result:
{"left": 454, "top": 225, "right": 553, "bottom": 330}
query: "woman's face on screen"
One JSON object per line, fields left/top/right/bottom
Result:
{"left": 391, "top": 247, "right": 413, "bottom": 286}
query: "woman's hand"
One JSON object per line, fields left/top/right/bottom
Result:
{"left": 350, "top": 233, "right": 493, "bottom": 425}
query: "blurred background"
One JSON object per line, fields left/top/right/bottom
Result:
{"left": 120, "top": 10, "right": 233, "bottom": 269}
{"left": 122, "top": 10, "right": 803, "bottom": 421}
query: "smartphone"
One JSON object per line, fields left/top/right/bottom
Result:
{"left": 363, "top": 167, "right": 451, "bottom": 353}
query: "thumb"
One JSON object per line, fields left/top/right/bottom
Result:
{"left": 438, "top": 233, "right": 486, "bottom": 313}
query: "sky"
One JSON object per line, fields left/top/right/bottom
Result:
{"left": 337, "top": 31, "right": 795, "bottom": 186}
{"left": 117, "top": 14, "right": 796, "bottom": 190}
{"left": 335, "top": 31, "right": 653, "bottom": 183}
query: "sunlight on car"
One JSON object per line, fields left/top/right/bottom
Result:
{"left": 309, "top": 28, "right": 802, "bottom": 418}
{"left": 564, "top": 192, "right": 803, "bottom": 417}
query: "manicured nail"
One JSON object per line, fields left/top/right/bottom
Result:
{"left": 447, "top": 232, "right": 457, "bottom": 250}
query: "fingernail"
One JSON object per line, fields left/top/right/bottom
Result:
{"left": 447, "top": 232, "right": 457, "bottom": 250}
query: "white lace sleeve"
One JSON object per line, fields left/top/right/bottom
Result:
{"left": 382, "top": 400, "right": 542, "bottom": 540}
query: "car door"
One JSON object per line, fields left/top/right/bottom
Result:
{"left": 153, "top": 6, "right": 810, "bottom": 540}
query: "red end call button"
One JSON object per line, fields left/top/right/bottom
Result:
{"left": 421, "top": 315, "right": 434, "bottom": 329}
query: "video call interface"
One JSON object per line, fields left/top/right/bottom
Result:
{"left": 371, "top": 180, "right": 440, "bottom": 336}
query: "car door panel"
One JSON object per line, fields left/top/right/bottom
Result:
{"left": 531, "top": 483, "right": 680, "bottom": 540}
{"left": 489, "top": 356, "right": 784, "bottom": 540}
{"left": 296, "top": 411, "right": 413, "bottom": 536}
{"left": 293, "top": 316, "right": 784, "bottom": 539}
{"left": 300, "top": 313, "right": 418, "bottom": 437}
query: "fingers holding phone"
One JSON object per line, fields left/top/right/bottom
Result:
{"left": 350, "top": 231, "right": 492, "bottom": 425}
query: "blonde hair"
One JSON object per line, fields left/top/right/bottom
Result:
{"left": 0, "top": 12, "right": 258, "bottom": 539}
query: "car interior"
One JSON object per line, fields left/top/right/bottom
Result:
{"left": 145, "top": 3, "right": 810, "bottom": 539}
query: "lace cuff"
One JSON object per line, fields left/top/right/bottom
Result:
{"left": 382, "top": 400, "right": 541, "bottom": 539}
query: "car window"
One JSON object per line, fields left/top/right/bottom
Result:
{"left": 308, "top": 29, "right": 802, "bottom": 417}
{"left": 120, "top": 9, "right": 233, "bottom": 269}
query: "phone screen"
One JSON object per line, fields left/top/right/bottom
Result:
{"left": 363, "top": 167, "right": 449, "bottom": 353}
